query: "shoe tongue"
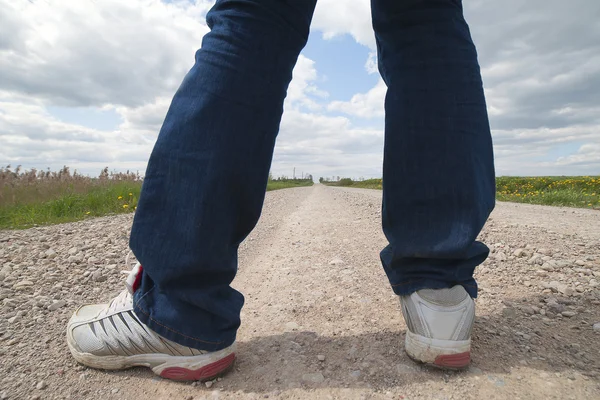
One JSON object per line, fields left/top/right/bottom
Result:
{"left": 125, "top": 263, "right": 143, "bottom": 295}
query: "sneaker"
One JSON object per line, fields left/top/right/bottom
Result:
{"left": 399, "top": 285, "right": 474, "bottom": 369}
{"left": 66, "top": 263, "right": 236, "bottom": 381}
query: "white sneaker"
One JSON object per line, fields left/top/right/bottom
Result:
{"left": 66, "top": 263, "right": 236, "bottom": 381}
{"left": 399, "top": 285, "right": 474, "bottom": 369}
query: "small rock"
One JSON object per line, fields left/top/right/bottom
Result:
{"left": 36, "top": 381, "right": 46, "bottom": 390}
{"left": 44, "top": 249, "right": 57, "bottom": 258}
{"left": 545, "top": 281, "right": 561, "bottom": 292}
{"left": 111, "top": 389, "right": 119, "bottom": 394}
{"left": 522, "top": 306, "right": 535, "bottom": 315}
{"left": 68, "top": 247, "right": 79, "bottom": 255}
{"left": 502, "top": 307, "right": 517, "bottom": 319}
{"left": 329, "top": 258, "right": 344, "bottom": 265}
{"left": 541, "top": 262, "right": 555, "bottom": 271}
{"left": 91, "top": 271, "right": 106, "bottom": 282}
{"left": 529, "top": 254, "right": 543, "bottom": 265}
{"left": 575, "top": 260, "right": 585, "bottom": 266}
{"left": 350, "top": 370, "right": 362, "bottom": 379}
{"left": 0, "top": 272, "right": 5, "bottom": 282}
{"left": 593, "top": 323, "right": 600, "bottom": 332}
{"left": 495, "top": 252, "right": 507, "bottom": 261}
{"left": 514, "top": 249, "right": 526, "bottom": 257}
{"left": 285, "top": 322, "right": 299, "bottom": 331}
{"left": 13, "top": 280, "right": 34, "bottom": 289}
{"left": 48, "top": 300, "right": 67, "bottom": 311}
{"left": 562, "top": 311, "right": 577, "bottom": 318}
{"left": 547, "top": 302, "right": 566, "bottom": 314}
{"left": 317, "top": 354, "right": 326, "bottom": 361}
{"left": 559, "top": 286, "right": 574, "bottom": 296}
{"left": 205, "top": 380, "right": 214, "bottom": 388}
{"left": 302, "top": 372, "right": 325, "bottom": 384}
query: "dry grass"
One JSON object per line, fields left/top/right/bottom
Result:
{"left": 0, "top": 165, "right": 143, "bottom": 229}
{"left": 0, "top": 166, "right": 313, "bottom": 229}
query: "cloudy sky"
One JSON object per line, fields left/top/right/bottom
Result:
{"left": 1, "top": 0, "right": 599, "bottom": 179}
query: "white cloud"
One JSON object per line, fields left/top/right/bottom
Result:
{"left": 273, "top": 110, "right": 383, "bottom": 179}
{"left": 327, "top": 79, "right": 385, "bottom": 118}
{"left": 556, "top": 144, "right": 600, "bottom": 170}
{"left": 285, "top": 55, "right": 329, "bottom": 112}
{"left": 364, "top": 51, "right": 378, "bottom": 75}
{"left": 0, "top": 98, "right": 152, "bottom": 174}
{"left": 0, "top": 0, "right": 211, "bottom": 107}
{"left": 312, "top": 0, "right": 375, "bottom": 49}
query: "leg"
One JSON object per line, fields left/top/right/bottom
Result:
{"left": 67, "top": 0, "right": 318, "bottom": 380}
{"left": 129, "top": 0, "right": 318, "bottom": 351}
{"left": 372, "top": 0, "right": 495, "bottom": 368}
{"left": 373, "top": 0, "right": 495, "bottom": 298}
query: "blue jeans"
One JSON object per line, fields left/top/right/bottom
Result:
{"left": 130, "top": 0, "right": 495, "bottom": 351}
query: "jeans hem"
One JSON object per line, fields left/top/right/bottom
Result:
{"left": 391, "top": 279, "right": 478, "bottom": 298}
{"left": 133, "top": 296, "right": 236, "bottom": 352}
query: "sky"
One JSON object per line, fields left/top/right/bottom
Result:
{"left": 1, "top": 0, "right": 599, "bottom": 180}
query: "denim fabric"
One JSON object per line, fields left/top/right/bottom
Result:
{"left": 130, "top": 0, "right": 495, "bottom": 351}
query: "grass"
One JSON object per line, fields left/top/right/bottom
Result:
{"left": 496, "top": 176, "right": 599, "bottom": 208}
{"left": 267, "top": 178, "right": 313, "bottom": 191}
{"left": 0, "top": 166, "right": 313, "bottom": 230}
{"left": 321, "top": 176, "right": 600, "bottom": 209}
{"left": 322, "top": 178, "right": 383, "bottom": 190}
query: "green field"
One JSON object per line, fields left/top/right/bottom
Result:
{"left": 0, "top": 166, "right": 312, "bottom": 230}
{"left": 496, "top": 176, "right": 599, "bottom": 208}
{"left": 321, "top": 176, "right": 600, "bottom": 209}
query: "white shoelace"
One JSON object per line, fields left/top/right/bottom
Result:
{"left": 97, "top": 252, "right": 140, "bottom": 318}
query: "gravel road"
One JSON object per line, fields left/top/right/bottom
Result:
{"left": 1, "top": 184, "right": 599, "bottom": 400}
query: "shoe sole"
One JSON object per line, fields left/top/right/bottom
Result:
{"left": 404, "top": 330, "right": 471, "bottom": 370}
{"left": 67, "top": 336, "right": 236, "bottom": 382}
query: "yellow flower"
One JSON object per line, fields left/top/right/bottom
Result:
{"left": 86, "top": 211, "right": 91, "bottom": 215}
{"left": 118, "top": 196, "right": 123, "bottom": 200}
{"left": 134, "top": 206, "right": 137, "bottom": 210}
{"left": 129, "top": 193, "right": 133, "bottom": 196}
{"left": 123, "top": 204, "right": 129, "bottom": 209}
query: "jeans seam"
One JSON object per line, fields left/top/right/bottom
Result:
{"left": 134, "top": 293, "right": 224, "bottom": 346}
{"left": 392, "top": 280, "right": 477, "bottom": 288}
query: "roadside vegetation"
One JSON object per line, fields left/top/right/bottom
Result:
{"left": 0, "top": 166, "right": 313, "bottom": 229}
{"left": 320, "top": 176, "right": 600, "bottom": 209}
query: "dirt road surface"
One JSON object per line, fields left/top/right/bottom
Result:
{"left": 1, "top": 185, "right": 599, "bottom": 399}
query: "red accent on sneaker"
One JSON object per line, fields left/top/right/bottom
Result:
{"left": 132, "top": 265, "right": 143, "bottom": 293}
{"left": 160, "top": 353, "right": 236, "bottom": 381}
{"left": 434, "top": 351, "right": 470, "bottom": 369}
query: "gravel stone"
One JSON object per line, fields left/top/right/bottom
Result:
{"left": 48, "top": 300, "right": 67, "bottom": 311}
{"left": 91, "top": 271, "right": 106, "bottom": 282}
{"left": 301, "top": 373, "right": 325, "bottom": 384}
{"left": 0, "top": 186, "right": 599, "bottom": 399}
